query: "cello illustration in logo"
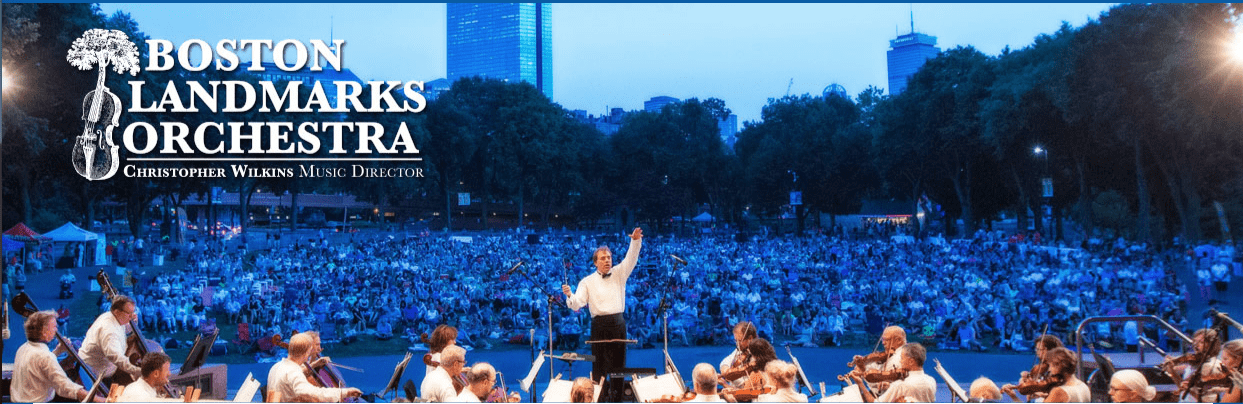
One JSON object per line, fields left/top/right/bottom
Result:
{"left": 66, "top": 29, "right": 140, "bottom": 181}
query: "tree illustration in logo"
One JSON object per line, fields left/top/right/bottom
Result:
{"left": 66, "top": 29, "right": 140, "bottom": 181}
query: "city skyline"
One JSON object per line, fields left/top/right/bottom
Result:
{"left": 99, "top": 3, "right": 1114, "bottom": 123}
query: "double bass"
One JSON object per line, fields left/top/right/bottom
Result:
{"left": 96, "top": 270, "right": 180, "bottom": 398}
{"left": 72, "top": 59, "right": 122, "bottom": 181}
{"left": 11, "top": 292, "right": 110, "bottom": 401}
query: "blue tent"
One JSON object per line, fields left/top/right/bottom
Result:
{"left": 3, "top": 235, "right": 25, "bottom": 252}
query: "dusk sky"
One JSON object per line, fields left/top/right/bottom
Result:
{"left": 99, "top": 3, "right": 1115, "bottom": 123}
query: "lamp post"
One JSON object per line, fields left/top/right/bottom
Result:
{"left": 1034, "top": 146, "right": 1051, "bottom": 238}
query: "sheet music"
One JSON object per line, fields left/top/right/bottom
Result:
{"left": 932, "top": 359, "right": 969, "bottom": 403}
{"left": 662, "top": 349, "right": 685, "bottom": 393}
{"left": 631, "top": 373, "right": 685, "bottom": 402}
{"left": 233, "top": 372, "right": 261, "bottom": 402}
{"left": 520, "top": 351, "right": 546, "bottom": 392}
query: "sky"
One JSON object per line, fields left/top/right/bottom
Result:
{"left": 98, "top": 3, "right": 1116, "bottom": 123}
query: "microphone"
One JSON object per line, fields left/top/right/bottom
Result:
{"left": 506, "top": 261, "right": 525, "bottom": 276}
{"left": 670, "top": 254, "right": 688, "bottom": 266}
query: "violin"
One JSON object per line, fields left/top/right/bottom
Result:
{"left": 861, "top": 369, "right": 908, "bottom": 384}
{"left": 646, "top": 391, "right": 698, "bottom": 403}
{"left": 72, "top": 55, "right": 122, "bottom": 181}
{"left": 848, "top": 351, "right": 891, "bottom": 369}
{"left": 484, "top": 372, "right": 522, "bottom": 403}
{"left": 1016, "top": 373, "right": 1065, "bottom": 396}
{"left": 727, "top": 386, "right": 773, "bottom": 402}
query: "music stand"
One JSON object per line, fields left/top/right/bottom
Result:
{"left": 180, "top": 330, "right": 218, "bottom": 376}
{"left": 932, "top": 359, "right": 969, "bottom": 403}
{"left": 379, "top": 352, "right": 414, "bottom": 401}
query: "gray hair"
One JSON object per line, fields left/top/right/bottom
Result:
{"left": 24, "top": 310, "right": 57, "bottom": 342}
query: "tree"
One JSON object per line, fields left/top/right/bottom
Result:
{"left": 886, "top": 46, "right": 998, "bottom": 234}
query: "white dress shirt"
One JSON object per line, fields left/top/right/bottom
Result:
{"left": 115, "top": 377, "right": 159, "bottom": 402}
{"left": 425, "top": 352, "right": 441, "bottom": 378}
{"left": 449, "top": 388, "right": 482, "bottom": 402}
{"left": 79, "top": 312, "right": 141, "bottom": 378}
{"left": 421, "top": 366, "right": 457, "bottom": 402}
{"left": 688, "top": 392, "right": 726, "bottom": 402}
{"left": 719, "top": 349, "right": 746, "bottom": 386}
{"left": 13, "top": 341, "right": 86, "bottom": 403}
{"left": 566, "top": 238, "right": 642, "bottom": 317}
{"left": 757, "top": 387, "right": 809, "bottom": 403}
{"left": 876, "top": 370, "right": 936, "bottom": 403}
{"left": 267, "top": 358, "right": 347, "bottom": 402}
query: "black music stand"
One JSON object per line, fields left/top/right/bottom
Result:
{"left": 180, "top": 330, "right": 218, "bottom": 376}
{"left": 180, "top": 330, "right": 218, "bottom": 398}
{"left": 378, "top": 353, "right": 414, "bottom": 401}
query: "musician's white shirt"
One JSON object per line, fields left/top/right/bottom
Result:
{"left": 720, "top": 348, "right": 745, "bottom": 385}
{"left": 267, "top": 357, "right": 347, "bottom": 402}
{"left": 13, "top": 341, "right": 85, "bottom": 403}
{"left": 688, "top": 393, "right": 727, "bottom": 402}
{"left": 757, "top": 387, "right": 808, "bottom": 403}
{"left": 421, "top": 366, "right": 456, "bottom": 402}
{"left": 425, "top": 352, "right": 441, "bottom": 379}
{"left": 875, "top": 370, "right": 936, "bottom": 403}
{"left": 449, "top": 388, "right": 482, "bottom": 403}
{"left": 565, "top": 238, "right": 641, "bottom": 317}
{"left": 80, "top": 311, "right": 141, "bottom": 378}
{"left": 115, "top": 377, "right": 159, "bottom": 402}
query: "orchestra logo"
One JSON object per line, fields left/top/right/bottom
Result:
{"left": 67, "top": 29, "right": 141, "bottom": 181}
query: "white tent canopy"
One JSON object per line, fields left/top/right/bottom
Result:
{"left": 45, "top": 223, "right": 98, "bottom": 242}
{"left": 44, "top": 223, "right": 107, "bottom": 266}
{"left": 691, "top": 212, "right": 714, "bottom": 222}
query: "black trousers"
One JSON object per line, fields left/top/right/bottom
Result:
{"left": 591, "top": 313, "right": 627, "bottom": 379}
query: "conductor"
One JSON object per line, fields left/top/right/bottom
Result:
{"left": 562, "top": 227, "right": 644, "bottom": 392}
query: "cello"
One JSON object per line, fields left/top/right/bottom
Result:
{"left": 12, "top": 292, "right": 110, "bottom": 401}
{"left": 96, "top": 270, "right": 180, "bottom": 398}
{"left": 72, "top": 56, "right": 122, "bottom": 181}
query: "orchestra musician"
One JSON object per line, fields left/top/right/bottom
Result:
{"left": 683, "top": 363, "right": 724, "bottom": 402}
{"left": 1108, "top": 369, "right": 1157, "bottom": 403}
{"left": 79, "top": 295, "right": 142, "bottom": 385}
{"left": 1000, "top": 334, "right": 1062, "bottom": 399}
{"left": 12, "top": 310, "right": 95, "bottom": 403}
{"left": 720, "top": 338, "right": 778, "bottom": 402}
{"left": 1034, "top": 347, "right": 1089, "bottom": 403}
{"left": 422, "top": 345, "right": 467, "bottom": 402}
{"left": 851, "top": 343, "right": 936, "bottom": 403}
{"left": 1167, "top": 328, "right": 1224, "bottom": 402}
{"left": 570, "top": 377, "right": 595, "bottom": 403}
{"left": 449, "top": 362, "right": 495, "bottom": 403}
{"left": 115, "top": 352, "right": 172, "bottom": 402}
{"left": 562, "top": 227, "right": 644, "bottom": 395}
{"left": 754, "top": 360, "right": 808, "bottom": 403}
{"left": 1208, "top": 339, "right": 1243, "bottom": 403}
{"left": 719, "top": 322, "right": 757, "bottom": 388}
{"left": 967, "top": 377, "right": 1002, "bottom": 402}
{"left": 267, "top": 333, "right": 362, "bottom": 402}
{"left": 425, "top": 325, "right": 460, "bottom": 376}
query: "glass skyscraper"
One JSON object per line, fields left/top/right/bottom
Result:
{"left": 886, "top": 32, "right": 941, "bottom": 95}
{"left": 447, "top": 3, "right": 552, "bottom": 99}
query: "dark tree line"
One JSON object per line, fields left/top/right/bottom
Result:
{"left": 6, "top": 3, "right": 1243, "bottom": 243}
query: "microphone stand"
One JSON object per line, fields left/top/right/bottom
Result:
{"left": 659, "top": 257, "right": 683, "bottom": 356}
{"left": 510, "top": 262, "right": 561, "bottom": 403}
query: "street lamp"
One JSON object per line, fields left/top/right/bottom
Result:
{"left": 1033, "top": 146, "right": 1052, "bottom": 238}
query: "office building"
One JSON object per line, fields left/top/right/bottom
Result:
{"left": 447, "top": 3, "right": 553, "bottom": 98}
{"left": 886, "top": 31, "right": 940, "bottom": 95}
